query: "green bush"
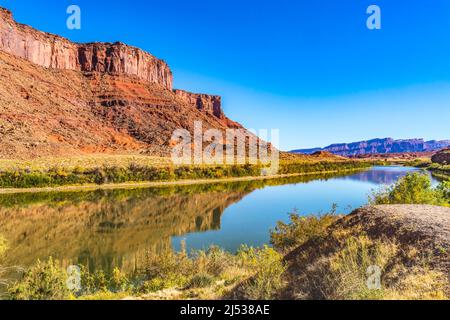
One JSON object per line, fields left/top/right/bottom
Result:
{"left": 186, "top": 273, "right": 215, "bottom": 289}
{"left": 237, "top": 246, "right": 287, "bottom": 300}
{"left": 438, "top": 180, "right": 450, "bottom": 202}
{"left": 0, "top": 235, "right": 7, "bottom": 288}
{"left": 271, "top": 211, "right": 339, "bottom": 252}
{"left": 370, "top": 173, "right": 448, "bottom": 206}
{"left": 8, "top": 258, "right": 70, "bottom": 300}
{"left": 139, "top": 277, "right": 183, "bottom": 293}
{"left": 0, "top": 235, "right": 6, "bottom": 258}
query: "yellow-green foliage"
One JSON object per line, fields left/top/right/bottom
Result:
{"left": 438, "top": 180, "right": 450, "bottom": 201}
{"left": 0, "top": 157, "right": 371, "bottom": 189}
{"left": 319, "top": 234, "right": 448, "bottom": 300}
{"left": 0, "top": 235, "right": 6, "bottom": 258}
{"left": 6, "top": 244, "right": 287, "bottom": 300}
{"left": 8, "top": 258, "right": 71, "bottom": 300}
{"left": 428, "top": 163, "right": 450, "bottom": 175}
{"left": 237, "top": 246, "right": 287, "bottom": 300}
{"left": 324, "top": 235, "right": 397, "bottom": 300}
{"left": 140, "top": 246, "right": 239, "bottom": 294}
{"left": 0, "top": 235, "right": 7, "bottom": 288}
{"left": 271, "top": 211, "right": 339, "bottom": 252}
{"left": 382, "top": 267, "right": 448, "bottom": 300}
{"left": 370, "top": 173, "right": 448, "bottom": 206}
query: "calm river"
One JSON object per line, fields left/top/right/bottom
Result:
{"left": 0, "top": 166, "right": 436, "bottom": 275}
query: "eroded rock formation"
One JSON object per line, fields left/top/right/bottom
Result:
{"left": 174, "top": 90, "right": 224, "bottom": 119}
{"left": 0, "top": 8, "right": 172, "bottom": 89}
{"left": 432, "top": 149, "right": 450, "bottom": 165}
{"left": 0, "top": 7, "right": 243, "bottom": 158}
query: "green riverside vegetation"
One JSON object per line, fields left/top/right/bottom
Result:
{"left": 370, "top": 172, "right": 449, "bottom": 207}
{"left": 0, "top": 171, "right": 365, "bottom": 208}
{"left": 0, "top": 161, "right": 371, "bottom": 189}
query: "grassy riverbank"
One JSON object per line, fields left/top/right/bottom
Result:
{"left": 0, "top": 157, "right": 372, "bottom": 190}
{"left": 1, "top": 173, "right": 448, "bottom": 300}
{"left": 408, "top": 159, "right": 450, "bottom": 180}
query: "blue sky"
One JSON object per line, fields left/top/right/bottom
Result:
{"left": 3, "top": 0, "right": 450, "bottom": 150}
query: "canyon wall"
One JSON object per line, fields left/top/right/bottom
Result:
{"left": 174, "top": 89, "right": 224, "bottom": 119}
{"left": 0, "top": 8, "right": 173, "bottom": 89}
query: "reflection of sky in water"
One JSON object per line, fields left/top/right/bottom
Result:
{"left": 173, "top": 166, "right": 438, "bottom": 252}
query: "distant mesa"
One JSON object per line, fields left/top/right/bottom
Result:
{"left": 291, "top": 138, "right": 450, "bottom": 157}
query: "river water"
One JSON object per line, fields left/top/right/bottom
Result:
{"left": 0, "top": 166, "right": 436, "bottom": 274}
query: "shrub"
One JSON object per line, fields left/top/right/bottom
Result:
{"left": 0, "top": 235, "right": 7, "bottom": 288}
{"left": 0, "top": 235, "right": 6, "bottom": 258}
{"left": 438, "top": 180, "right": 450, "bottom": 202}
{"left": 186, "top": 273, "right": 215, "bottom": 289}
{"left": 110, "top": 267, "right": 130, "bottom": 292}
{"left": 193, "top": 246, "right": 233, "bottom": 277}
{"left": 271, "top": 211, "right": 339, "bottom": 252}
{"left": 8, "top": 258, "right": 70, "bottom": 300}
{"left": 0, "top": 159, "right": 372, "bottom": 189}
{"left": 237, "top": 246, "right": 287, "bottom": 300}
{"left": 140, "top": 277, "right": 184, "bottom": 293}
{"left": 370, "top": 173, "right": 448, "bottom": 206}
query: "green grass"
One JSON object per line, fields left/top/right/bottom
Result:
{"left": 0, "top": 161, "right": 371, "bottom": 189}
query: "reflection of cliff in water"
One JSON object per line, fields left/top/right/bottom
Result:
{"left": 0, "top": 187, "right": 248, "bottom": 273}
{"left": 0, "top": 171, "right": 362, "bottom": 273}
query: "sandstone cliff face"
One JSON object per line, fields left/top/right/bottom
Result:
{"left": 174, "top": 89, "right": 224, "bottom": 119}
{"left": 0, "top": 6, "right": 244, "bottom": 158}
{"left": 0, "top": 7, "right": 172, "bottom": 89}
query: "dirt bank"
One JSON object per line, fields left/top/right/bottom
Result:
{"left": 283, "top": 205, "right": 450, "bottom": 300}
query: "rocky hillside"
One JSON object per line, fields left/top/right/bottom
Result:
{"left": 292, "top": 138, "right": 450, "bottom": 157}
{"left": 0, "top": 7, "right": 242, "bottom": 159}
{"left": 432, "top": 149, "right": 450, "bottom": 165}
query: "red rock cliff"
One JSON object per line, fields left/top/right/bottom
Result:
{"left": 174, "top": 90, "right": 224, "bottom": 119}
{"left": 0, "top": 7, "right": 173, "bottom": 89}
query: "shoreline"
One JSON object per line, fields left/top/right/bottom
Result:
{"left": 0, "top": 168, "right": 369, "bottom": 195}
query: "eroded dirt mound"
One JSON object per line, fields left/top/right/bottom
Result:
{"left": 283, "top": 205, "right": 450, "bottom": 299}
{"left": 337, "top": 205, "right": 450, "bottom": 270}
